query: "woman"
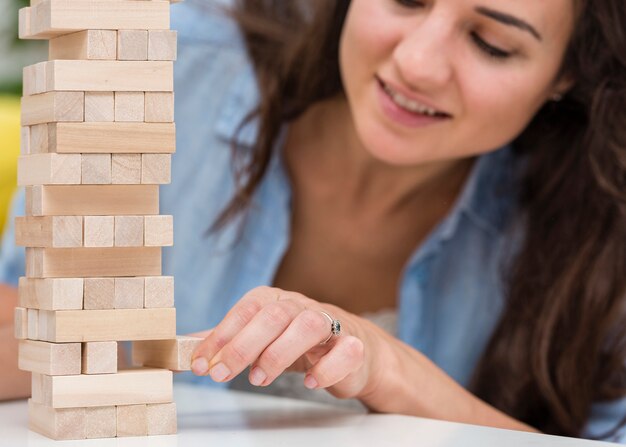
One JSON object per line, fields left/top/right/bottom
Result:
{"left": 186, "top": 0, "right": 626, "bottom": 441}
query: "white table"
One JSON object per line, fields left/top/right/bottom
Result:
{"left": 0, "top": 383, "right": 617, "bottom": 447}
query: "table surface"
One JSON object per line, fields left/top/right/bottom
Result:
{"left": 0, "top": 383, "right": 617, "bottom": 447}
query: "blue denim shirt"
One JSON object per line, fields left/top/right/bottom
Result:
{"left": 1, "top": 0, "right": 624, "bottom": 442}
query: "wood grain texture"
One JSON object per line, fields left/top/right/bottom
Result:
{"left": 49, "top": 30, "right": 117, "bottom": 60}
{"left": 147, "top": 30, "right": 176, "bottom": 61}
{"left": 15, "top": 216, "right": 83, "bottom": 248}
{"left": 141, "top": 153, "right": 171, "bottom": 184}
{"left": 132, "top": 336, "right": 201, "bottom": 371}
{"left": 18, "top": 153, "right": 81, "bottom": 185}
{"left": 82, "top": 341, "right": 117, "bottom": 374}
{"left": 29, "top": 124, "right": 48, "bottom": 154}
{"left": 85, "top": 406, "right": 116, "bottom": 439}
{"left": 21, "top": 126, "right": 30, "bottom": 155}
{"left": 18, "top": 340, "right": 81, "bottom": 375}
{"left": 147, "top": 402, "right": 176, "bottom": 435}
{"left": 117, "top": 404, "right": 147, "bottom": 437}
{"left": 114, "top": 216, "right": 144, "bottom": 247}
{"left": 111, "top": 154, "right": 141, "bottom": 184}
{"left": 144, "top": 215, "right": 173, "bottom": 246}
{"left": 144, "top": 276, "right": 174, "bottom": 307}
{"left": 117, "top": 30, "right": 148, "bottom": 61}
{"left": 84, "top": 92, "right": 114, "bottom": 122}
{"left": 28, "top": 399, "right": 86, "bottom": 440}
{"left": 144, "top": 92, "right": 173, "bottom": 122}
{"left": 84, "top": 216, "right": 114, "bottom": 247}
{"left": 81, "top": 154, "right": 112, "bottom": 185}
{"left": 21, "top": 91, "right": 84, "bottom": 126}
{"left": 114, "top": 277, "right": 144, "bottom": 308}
{"left": 114, "top": 92, "right": 144, "bottom": 122}
{"left": 83, "top": 277, "right": 115, "bottom": 309}
{"left": 15, "top": 307, "right": 28, "bottom": 340}
{"left": 18, "top": 277, "right": 83, "bottom": 310}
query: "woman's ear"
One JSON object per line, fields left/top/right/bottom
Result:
{"left": 550, "top": 75, "right": 575, "bottom": 101}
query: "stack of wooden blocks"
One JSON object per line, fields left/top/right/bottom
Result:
{"left": 14, "top": 0, "right": 201, "bottom": 440}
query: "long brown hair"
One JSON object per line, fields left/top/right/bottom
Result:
{"left": 217, "top": 0, "right": 626, "bottom": 437}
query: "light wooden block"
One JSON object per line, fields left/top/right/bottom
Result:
{"left": 31, "top": 368, "right": 173, "bottom": 408}
{"left": 18, "top": 340, "right": 81, "bottom": 375}
{"left": 38, "top": 310, "right": 50, "bottom": 342}
{"left": 81, "top": 154, "right": 112, "bottom": 184}
{"left": 144, "top": 92, "right": 173, "bottom": 122}
{"left": 117, "top": 404, "right": 147, "bottom": 437}
{"left": 25, "top": 247, "right": 161, "bottom": 278}
{"left": 147, "top": 402, "right": 176, "bottom": 435}
{"left": 114, "top": 277, "right": 144, "bottom": 308}
{"left": 25, "top": 185, "right": 159, "bottom": 216}
{"left": 18, "top": 7, "right": 32, "bottom": 40}
{"left": 86, "top": 407, "right": 116, "bottom": 439}
{"left": 118, "top": 30, "right": 148, "bottom": 61}
{"left": 82, "top": 341, "right": 117, "bottom": 374}
{"left": 21, "top": 126, "right": 30, "bottom": 155}
{"left": 144, "top": 276, "right": 174, "bottom": 308}
{"left": 15, "top": 307, "right": 28, "bottom": 339}
{"left": 48, "top": 122, "right": 175, "bottom": 153}
{"left": 21, "top": 91, "right": 84, "bottom": 126}
{"left": 27, "top": 308, "right": 39, "bottom": 340}
{"left": 15, "top": 216, "right": 83, "bottom": 248}
{"left": 28, "top": 399, "right": 86, "bottom": 440}
{"left": 147, "top": 30, "right": 176, "bottom": 61}
{"left": 18, "top": 277, "right": 83, "bottom": 310}
{"left": 29, "top": 123, "right": 48, "bottom": 154}
{"left": 83, "top": 277, "right": 115, "bottom": 309}
{"left": 49, "top": 30, "right": 117, "bottom": 60}
{"left": 141, "top": 154, "right": 171, "bottom": 184}
{"left": 38, "top": 308, "right": 176, "bottom": 342}
{"left": 115, "top": 216, "right": 144, "bottom": 247}
{"left": 84, "top": 216, "right": 114, "bottom": 247}
{"left": 112, "top": 154, "right": 141, "bottom": 184}
{"left": 84, "top": 92, "right": 114, "bottom": 122}
{"left": 144, "top": 215, "right": 173, "bottom": 247}
{"left": 133, "top": 336, "right": 201, "bottom": 371}
{"left": 114, "top": 92, "right": 144, "bottom": 122}
{"left": 23, "top": 61, "right": 46, "bottom": 96}
{"left": 25, "top": 0, "right": 170, "bottom": 40}
{"left": 18, "top": 153, "right": 81, "bottom": 185}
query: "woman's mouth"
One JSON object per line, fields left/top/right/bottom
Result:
{"left": 377, "top": 77, "right": 451, "bottom": 119}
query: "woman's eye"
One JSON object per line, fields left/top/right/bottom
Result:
{"left": 394, "top": 0, "right": 425, "bottom": 8}
{"left": 471, "top": 32, "right": 512, "bottom": 60}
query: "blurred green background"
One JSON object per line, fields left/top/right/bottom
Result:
{"left": 0, "top": 0, "right": 45, "bottom": 235}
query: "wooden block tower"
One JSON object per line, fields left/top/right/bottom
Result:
{"left": 14, "top": 0, "right": 200, "bottom": 440}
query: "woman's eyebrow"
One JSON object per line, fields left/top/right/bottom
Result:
{"left": 474, "top": 6, "right": 543, "bottom": 42}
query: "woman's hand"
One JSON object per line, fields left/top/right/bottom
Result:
{"left": 190, "top": 286, "right": 389, "bottom": 400}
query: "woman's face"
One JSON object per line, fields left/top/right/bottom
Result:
{"left": 339, "top": 0, "right": 575, "bottom": 165}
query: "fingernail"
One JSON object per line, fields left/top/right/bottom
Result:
{"left": 209, "top": 362, "right": 231, "bottom": 382}
{"left": 191, "top": 357, "right": 209, "bottom": 376}
{"left": 304, "top": 374, "right": 318, "bottom": 389}
{"left": 249, "top": 367, "right": 267, "bottom": 386}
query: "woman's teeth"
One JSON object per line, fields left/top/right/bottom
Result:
{"left": 382, "top": 82, "right": 442, "bottom": 117}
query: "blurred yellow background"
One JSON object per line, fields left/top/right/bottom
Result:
{"left": 0, "top": 95, "right": 20, "bottom": 234}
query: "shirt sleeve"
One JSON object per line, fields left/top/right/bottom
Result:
{"left": 582, "top": 396, "right": 626, "bottom": 443}
{"left": 0, "top": 188, "right": 25, "bottom": 287}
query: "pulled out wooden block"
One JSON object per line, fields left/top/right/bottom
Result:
{"left": 18, "top": 340, "right": 81, "bottom": 375}
{"left": 25, "top": 185, "right": 159, "bottom": 216}
{"left": 144, "top": 92, "right": 173, "bottom": 123}
{"left": 133, "top": 336, "right": 202, "bottom": 371}
{"left": 144, "top": 276, "right": 174, "bottom": 308}
{"left": 49, "top": 30, "right": 117, "bottom": 60}
{"left": 114, "top": 92, "right": 144, "bottom": 122}
{"left": 28, "top": 308, "right": 39, "bottom": 340}
{"left": 15, "top": 216, "right": 83, "bottom": 248}
{"left": 84, "top": 92, "right": 114, "bottom": 122}
{"left": 31, "top": 368, "right": 173, "bottom": 408}
{"left": 28, "top": 399, "right": 85, "bottom": 440}
{"left": 18, "top": 153, "right": 81, "bottom": 185}
{"left": 86, "top": 406, "right": 116, "bottom": 439}
{"left": 19, "top": 277, "right": 83, "bottom": 310}
{"left": 144, "top": 215, "right": 173, "bottom": 246}
{"left": 18, "top": 7, "right": 31, "bottom": 40}
{"left": 84, "top": 216, "right": 114, "bottom": 248}
{"left": 15, "top": 307, "right": 28, "bottom": 339}
{"left": 81, "top": 154, "right": 112, "bottom": 185}
{"left": 114, "top": 277, "right": 144, "bottom": 308}
{"left": 147, "top": 402, "right": 176, "bottom": 435}
{"left": 117, "top": 404, "right": 147, "bottom": 437}
{"left": 21, "top": 91, "right": 84, "bottom": 126}
{"left": 25, "top": 247, "right": 161, "bottom": 278}
{"left": 141, "top": 153, "right": 171, "bottom": 184}
{"left": 82, "top": 341, "right": 117, "bottom": 374}
{"left": 117, "top": 30, "right": 148, "bottom": 61}
{"left": 112, "top": 154, "right": 141, "bottom": 184}
{"left": 148, "top": 30, "right": 177, "bottom": 61}
{"left": 83, "top": 278, "right": 115, "bottom": 309}
{"left": 115, "top": 216, "right": 144, "bottom": 247}
{"left": 37, "top": 308, "right": 176, "bottom": 342}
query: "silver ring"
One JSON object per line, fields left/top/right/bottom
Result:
{"left": 319, "top": 311, "right": 341, "bottom": 345}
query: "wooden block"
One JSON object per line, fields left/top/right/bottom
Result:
{"left": 81, "top": 154, "right": 112, "bottom": 184}
{"left": 15, "top": 216, "right": 83, "bottom": 248}
{"left": 31, "top": 368, "right": 173, "bottom": 408}
{"left": 144, "top": 276, "right": 174, "bottom": 308}
{"left": 147, "top": 30, "right": 176, "bottom": 61}
{"left": 49, "top": 30, "right": 117, "bottom": 60}
{"left": 133, "top": 336, "right": 201, "bottom": 371}
{"left": 114, "top": 92, "right": 144, "bottom": 122}
{"left": 39, "top": 60, "right": 173, "bottom": 92}
{"left": 114, "top": 277, "right": 144, "bottom": 308}
{"left": 21, "top": 91, "right": 83, "bottom": 126}
{"left": 28, "top": 399, "right": 86, "bottom": 440}
{"left": 48, "top": 122, "right": 175, "bottom": 153}
{"left": 18, "top": 340, "right": 81, "bottom": 375}
{"left": 115, "top": 216, "right": 144, "bottom": 247}
{"left": 117, "top": 404, "right": 147, "bottom": 437}
{"left": 29, "top": 123, "right": 48, "bottom": 154}
{"left": 144, "top": 92, "right": 173, "bottom": 123}
{"left": 82, "top": 341, "right": 117, "bottom": 374}
{"left": 112, "top": 154, "right": 141, "bottom": 184}
{"left": 147, "top": 402, "right": 176, "bottom": 435}
{"left": 85, "top": 407, "right": 116, "bottom": 439}
{"left": 141, "top": 154, "right": 171, "bottom": 184}
{"left": 18, "top": 153, "right": 81, "bottom": 185}
{"left": 83, "top": 278, "right": 115, "bottom": 309}
{"left": 21, "top": 126, "right": 30, "bottom": 155}
{"left": 15, "top": 307, "right": 28, "bottom": 339}
{"left": 28, "top": 308, "right": 39, "bottom": 340}
{"left": 18, "top": 7, "right": 31, "bottom": 40}
{"left": 25, "top": 247, "right": 161, "bottom": 278}
{"left": 84, "top": 216, "right": 114, "bottom": 247}
{"left": 26, "top": 0, "right": 170, "bottom": 40}
{"left": 84, "top": 92, "right": 114, "bottom": 122}
{"left": 38, "top": 310, "right": 50, "bottom": 342}
{"left": 18, "top": 277, "right": 83, "bottom": 310}
{"left": 144, "top": 215, "right": 173, "bottom": 247}
{"left": 23, "top": 62, "right": 46, "bottom": 96}
{"left": 117, "top": 30, "right": 148, "bottom": 61}
{"left": 38, "top": 308, "right": 176, "bottom": 343}
{"left": 25, "top": 185, "right": 159, "bottom": 216}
